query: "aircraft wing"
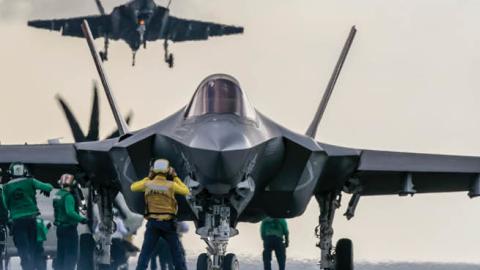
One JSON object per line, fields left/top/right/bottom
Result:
{"left": 28, "top": 15, "right": 111, "bottom": 38}
{"left": 350, "top": 148, "right": 480, "bottom": 195}
{"left": 0, "top": 144, "right": 80, "bottom": 182}
{"left": 147, "top": 11, "right": 243, "bottom": 42}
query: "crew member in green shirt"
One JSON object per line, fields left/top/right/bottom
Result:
{"left": 261, "top": 217, "right": 289, "bottom": 270}
{"left": 34, "top": 218, "right": 51, "bottom": 270}
{"left": 3, "top": 162, "right": 53, "bottom": 270}
{"left": 0, "top": 168, "right": 9, "bottom": 265}
{"left": 53, "top": 174, "right": 87, "bottom": 270}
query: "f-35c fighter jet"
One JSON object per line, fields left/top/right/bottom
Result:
{"left": 3, "top": 23, "right": 480, "bottom": 270}
{"left": 28, "top": 0, "right": 244, "bottom": 67}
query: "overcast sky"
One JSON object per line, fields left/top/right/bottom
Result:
{"left": 2, "top": 0, "right": 480, "bottom": 264}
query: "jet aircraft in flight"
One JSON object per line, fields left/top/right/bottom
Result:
{"left": 28, "top": 0, "right": 244, "bottom": 67}
{"left": 2, "top": 22, "right": 480, "bottom": 270}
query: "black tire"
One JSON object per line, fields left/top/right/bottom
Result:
{"left": 197, "top": 253, "right": 210, "bottom": 270}
{"left": 222, "top": 253, "right": 239, "bottom": 270}
{"left": 335, "top": 238, "right": 353, "bottom": 270}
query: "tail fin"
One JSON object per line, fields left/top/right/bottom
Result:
{"left": 94, "top": 0, "right": 106, "bottom": 15}
{"left": 56, "top": 82, "right": 133, "bottom": 142}
{"left": 86, "top": 82, "right": 100, "bottom": 141}
{"left": 306, "top": 26, "right": 357, "bottom": 138}
{"left": 81, "top": 20, "right": 130, "bottom": 136}
{"left": 56, "top": 94, "right": 86, "bottom": 142}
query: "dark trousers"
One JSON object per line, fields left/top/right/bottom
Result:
{"left": 111, "top": 238, "right": 128, "bottom": 270}
{"left": 56, "top": 225, "right": 79, "bottom": 270}
{"left": 150, "top": 237, "right": 173, "bottom": 270}
{"left": 136, "top": 219, "right": 186, "bottom": 270}
{"left": 12, "top": 217, "right": 37, "bottom": 270}
{"left": 263, "top": 236, "right": 286, "bottom": 270}
{"left": 34, "top": 242, "right": 46, "bottom": 270}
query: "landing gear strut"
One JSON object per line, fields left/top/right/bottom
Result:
{"left": 164, "top": 40, "right": 174, "bottom": 68}
{"left": 99, "top": 36, "right": 109, "bottom": 62}
{"left": 196, "top": 204, "right": 239, "bottom": 270}
{"left": 132, "top": 51, "right": 137, "bottom": 67}
{"left": 185, "top": 174, "right": 254, "bottom": 270}
{"left": 315, "top": 192, "right": 354, "bottom": 270}
{"left": 94, "top": 187, "right": 115, "bottom": 269}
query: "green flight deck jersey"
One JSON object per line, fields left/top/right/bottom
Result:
{"left": 53, "top": 189, "right": 86, "bottom": 226}
{"left": 260, "top": 217, "right": 289, "bottom": 240}
{"left": 0, "top": 186, "right": 9, "bottom": 224}
{"left": 3, "top": 178, "right": 53, "bottom": 220}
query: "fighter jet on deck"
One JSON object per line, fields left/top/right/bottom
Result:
{"left": 28, "top": 0, "right": 244, "bottom": 67}
{"left": 4, "top": 22, "right": 480, "bottom": 270}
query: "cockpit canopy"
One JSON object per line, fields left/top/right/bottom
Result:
{"left": 185, "top": 74, "right": 256, "bottom": 121}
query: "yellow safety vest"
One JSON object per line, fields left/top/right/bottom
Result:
{"left": 131, "top": 175, "right": 190, "bottom": 221}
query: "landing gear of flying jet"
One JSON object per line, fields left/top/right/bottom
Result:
{"left": 163, "top": 40, "right": 174, "bottom": 68}
{"left": 315, "top": 192, "right": 354, "bottom": 270}
{"left": 132, "top": 51, "right": 137, "bottom": 66}
{"left": 100, "top": 36, "right": 109, "bottom": 62}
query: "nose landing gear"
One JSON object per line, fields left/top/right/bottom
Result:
{"left": 196, "top": 205, "right": 239, "bottom": 270}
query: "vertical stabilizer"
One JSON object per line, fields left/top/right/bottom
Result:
{"left": 306, "top": 26, "right": 357, "bottom": 138}
{"left": 94, "top": 0, "right": 106, "bottom": 15}
{"left": 81, "top": 20, "right": 130, "bottom": 136}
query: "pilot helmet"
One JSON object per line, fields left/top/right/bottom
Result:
{"left": 9, "top": 162, "right": 29, "bottom": 178}
{"left": 151, "top": 159, "right": 170, "bottom": 174}
{"left": 58, "top": 173, "right": 76, "bottom": 188}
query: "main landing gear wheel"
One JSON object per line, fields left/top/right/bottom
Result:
{"left": 197, "top": 253, "right": 211, "bottom": 270}
{"left": 335, "top": 238, "right": 353, "bottom": 270}
{"left": 222, "top": 253, "right": 239, "bottom": 270}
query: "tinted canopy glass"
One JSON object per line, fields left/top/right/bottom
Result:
{"left": 185, "top": 74, "right": 256, "bottom": 120}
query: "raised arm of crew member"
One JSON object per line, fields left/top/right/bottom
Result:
{"left": 33, "top": 178, "right": 54, "bottom": 197}
{"left": 130, "top": 167, "right": 190, "bottom": 196}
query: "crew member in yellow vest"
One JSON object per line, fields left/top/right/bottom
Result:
{"left": 131, "top": 159, "right": 190, "bottom": 270}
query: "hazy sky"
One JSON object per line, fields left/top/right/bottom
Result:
{"left": 2, "top": 0, "right": 480, "bottom": 264}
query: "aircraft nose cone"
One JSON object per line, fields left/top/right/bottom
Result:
{"left": 188, "top": 148, "right": 253, "bottom": 194}
{"left": 189, "top": 119, "right": 254, "bottom": 151}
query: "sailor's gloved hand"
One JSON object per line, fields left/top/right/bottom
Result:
{"left": 40, "top": 190, "right": 50, "bottom": 197}
{"left": 285, "top": 238, "right": 289, "bottom": 248}
{"left": 80, "top": 218, "right": 88, "bottom": 225}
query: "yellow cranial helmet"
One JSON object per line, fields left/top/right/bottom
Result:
{"left": 152, "top": 159, "right": 170, "bottom": 174}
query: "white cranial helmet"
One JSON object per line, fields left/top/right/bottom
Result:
{"left": 152, "top": 159, "right": 169, "bottom": 174}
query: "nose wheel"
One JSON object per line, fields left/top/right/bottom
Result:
{"left": 197, "top": 253, "right": 211, "bottom": 270}
{"left": 223, "top": 254, "right": 239, "bottom": 270}
{"left": 196, "top": 253, "right": 239, "bottom": 270}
